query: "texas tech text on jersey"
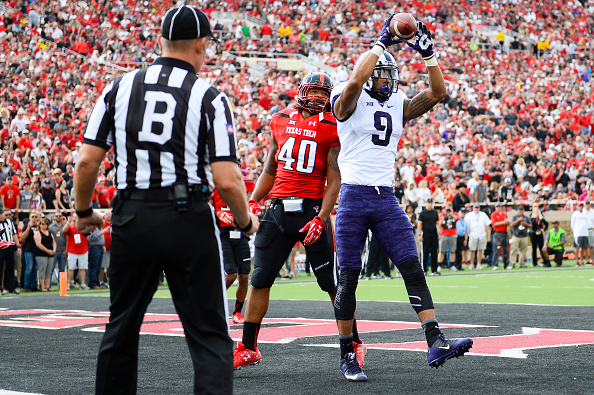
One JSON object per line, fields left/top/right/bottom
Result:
{"left": 269, "top": 108, "right": 339, "bottom": 199}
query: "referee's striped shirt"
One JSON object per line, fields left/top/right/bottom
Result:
{"left": 83, "top": 57, "right": 238, "bottom": 191}
{"left": 0, "top": 218, "right": 17, "bottom": 242}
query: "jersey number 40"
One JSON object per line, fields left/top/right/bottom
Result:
{"left": 278, "top": 137, "right": 318, "bottom": 174}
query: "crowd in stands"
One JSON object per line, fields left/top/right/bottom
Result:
{"left": 0, "top": 0, "right": 592, "bottom": 289}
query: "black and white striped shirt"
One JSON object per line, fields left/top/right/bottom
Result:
{"left": 0, "top": 219, "right": 17, "bottom": 242}
{"left": 84, "top": 57, "right": 238, "bottom": 191}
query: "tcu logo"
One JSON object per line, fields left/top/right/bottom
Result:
{"left": 418, "top": 32, "right": 431, "bottom": 51}
{"left": 308, "top": 121, "right": 317, "bottom": 127}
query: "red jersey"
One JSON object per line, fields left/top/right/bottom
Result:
{"left": 269, "top": 109, "right": 339, "bottom": 199}
{"left": 103, "top": 222, "right": 111, "bottom": 251}
{"left": 491, "top": 211, "right": 508, "bottom": 233}
{"left": 439, "top": 212, "right": 458, "bottom": 236}
{"left": 66, "top": 223, "right": 88, "bottom": 254}
{"left": 212, "top": 177, "right": 255, "bottom": 228}
{"left": 96, "top": 185, "right": 110, "bottom": 207}
{"left": 0, "top": 184, "right": 20, "bottom": 209}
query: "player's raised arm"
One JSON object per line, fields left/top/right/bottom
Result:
{"left": 333, "top": 14, "right": 400, "bottom": 121}
{"left": 403, "top": 22, "right": 447, "bottom": 123}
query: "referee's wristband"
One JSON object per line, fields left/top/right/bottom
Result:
{"left": 234, "top": 217, "right": 252, "bottom": 233}
{"left": 76, "top": 206, "right": 94, "bottom": 218}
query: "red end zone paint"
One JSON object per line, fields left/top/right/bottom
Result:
{"left": 2, "top": 310, "right": 591, "bottom": 360}
{"left": 364, "top": 328, "right": 594, "bottom": 358}
{"left": 0, "top": 310, "right": 177, "bottom": 330}
{"left": 230, "top": 319, "right": 470, "bottom": 343}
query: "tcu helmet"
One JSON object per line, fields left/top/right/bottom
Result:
{"left": 358, "top": 51, "right": 400, "bottom": 101}
{"left": 296, "top": 72, "right": 334, "bottom": 113}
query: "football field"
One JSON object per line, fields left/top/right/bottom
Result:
{"left": 0, "top": 266, "right": 592, "bottom": 394}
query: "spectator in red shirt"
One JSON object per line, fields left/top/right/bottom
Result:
{"left": 17, "top": 129, "right": 33, "bottom": 153}
{"left": 63, "top": 214, "right": 89, "bottom": 290}
{"left": 98, "top": 211, "right": 111, "bottom": 286}
{"left": 95, "top": 178, "right": 110, "bottom": 208}
{"left": 0, "top": 177, "right": 21, "bottom": 215}
{"left": 542, "top": 167, "right": 555, "bottom": 187}
{"left": 105, "top": 181, "right": 117, "bottom": 208}
{"left": 260, "top": 23, "right": 273, "bottom": 39}
{"left": 439, "top": 206, "right": 459, "bottom": 272}
{"left": 490, "top": 203, "right": 510, "bottom": 270}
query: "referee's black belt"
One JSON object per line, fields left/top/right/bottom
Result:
{"left": 118, "top": 185, "right": 209, "bottom": 202}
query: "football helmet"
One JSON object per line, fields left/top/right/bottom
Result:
{"left": 296, "top": 72, "right": 334, "bottom": 113}
{"left": 358, "top": 50, "right": 400, "bottom": 102}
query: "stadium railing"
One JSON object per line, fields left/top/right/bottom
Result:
{"left": 0, "top": 2, "right": 15, "bottom": 15}
{"left": 210, "top": 11, "right": 265, "bottom": 27}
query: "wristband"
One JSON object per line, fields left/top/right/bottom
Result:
{"left": 76, "top": 206, "right": 94, "bottom": 218}
{"left": 370, "top": 44, "right": 385, "bottom": 57}
{"left": 234, "top": 217, "right": 252, "bottom": 233}
{"left": 424, "top": 55, "right": 438, "bottom": 67}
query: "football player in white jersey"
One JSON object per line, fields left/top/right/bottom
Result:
{"left": 330, "top": 15, "right": 473, "bottom": 382}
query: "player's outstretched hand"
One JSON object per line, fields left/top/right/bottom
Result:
{"left": 217, "top": 210, "right": 235, "bottom": 226}
{"left": 299, "top": 216, "right": 328, "bottom": 246}
{"left": 406, "top": 21, "right": 434, "bottom": 59}
{"left": 376, "top": 14, "right": 401, "bottom": 50}
{"left": 248, "top": 200, "right": 262, "bottom": 216}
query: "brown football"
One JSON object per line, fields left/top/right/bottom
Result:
{"left": 390, "top": 13, "right": 417, "bottom": 41}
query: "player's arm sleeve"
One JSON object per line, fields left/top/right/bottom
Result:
{"left": 206, "top": 90, "right": 238, "bottom": 163}
{"left": 83, "top": 81, "right": 115, "bottom": 150}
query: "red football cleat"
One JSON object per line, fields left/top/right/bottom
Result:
{"left": 353, "top": 341, "right": 367, "bottom": 367}
{"left": 233, "top": 342, "right": 262, "bottom": 370}
{"left": 232, "top": 312, "right": 245, "bottom": 324}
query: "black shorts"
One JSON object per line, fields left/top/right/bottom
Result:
{"left": 219, "top": 227, "right": 251, "bottom": 275}
{"left": 251, "top": 197, "right": 338, "bottom": 292}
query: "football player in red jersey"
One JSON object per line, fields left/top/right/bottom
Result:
{"left": 234, "top": 72, "right": 366, "bottom": 369}
{"left": 211, "top": 175, "right": 255, "bottom": 325}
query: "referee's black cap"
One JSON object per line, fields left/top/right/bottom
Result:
{"left": 161, "top": 6, "right": 217, "bottom": 42}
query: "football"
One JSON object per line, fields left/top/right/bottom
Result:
{"left": 389, "top": 13, "right": 417, "bottom": 41}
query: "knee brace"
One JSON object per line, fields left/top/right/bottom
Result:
{"left": 398, "top": 260, "right": 434, "bottom": 314}
{"left": 250, "top": 266, "right": 276, "bottom": 289}
{"left": 334, "top": 269, "right": 359, "bottom": 321}
{"left": 317, "top": 275, "right": 337, "bottom": 294}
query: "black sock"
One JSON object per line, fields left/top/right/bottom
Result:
{"left": 234, "top": 300, "right": 244, "bottom": 314}
{"left": 242, "top": 322, "right": 261, "bottom": 351}
{"left": 339, "top": 333, "right": 354, "bottom": 359}
{"left": 422, "top": 319, "right": 441, "bottom": 347}
{"left": 352, "top": 319, "right": 361, "bottom": 344}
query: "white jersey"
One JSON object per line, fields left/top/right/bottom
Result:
{"left": 331, "top": 82, "right": 406, "bottom": 187}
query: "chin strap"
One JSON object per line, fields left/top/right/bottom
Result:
{"left": 365, "top": 88, "right": 389, "bottom": 102}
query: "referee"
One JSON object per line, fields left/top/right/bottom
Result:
{"left": 73, "top": 6, "right": 258, "bottom": 394}
{"left": 0, "top": 207, "right": 19, "bottom": 295}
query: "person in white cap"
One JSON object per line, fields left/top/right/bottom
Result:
{"left": 571, "top": 202, "right": 590, "bottom": 266}
{"left": 584, "top": 200, "right": 594, "bottom": 265}
{"left": 465, "top": 203, "right": 491, "bottom": 269}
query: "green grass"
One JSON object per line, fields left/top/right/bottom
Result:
{"left": 227, "top": 266, "right": 594, "bottom": 306}
{"left": 68, "top": 265, "right": 592, "bottom": 306}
